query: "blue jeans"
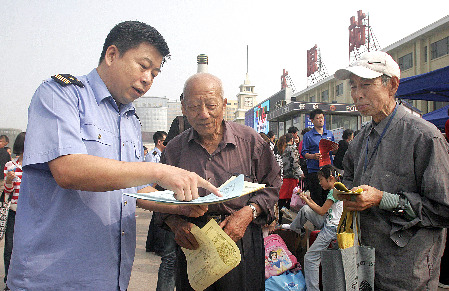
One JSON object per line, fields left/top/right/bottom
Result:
{"left": 290, "top": 204, "right": 325, "bottom": 232}
{"left": 290, "top": 205, "right": 338, "bottom": 291}
{"left": 156, "top": 230, "right": 176, "bottom": 291}
{"left": 304, "top": 224, "right": 337, "bottom": 291}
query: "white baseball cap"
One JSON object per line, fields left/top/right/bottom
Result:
{"left": 334, "top": 51, "right": 400, "bottom": 80}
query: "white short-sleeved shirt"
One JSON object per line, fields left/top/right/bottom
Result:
{"left": 8, "top": 69, "right": 143, "bottom": 291}
{"left": 325, "top": 189, "right": 343, "bottom": 226}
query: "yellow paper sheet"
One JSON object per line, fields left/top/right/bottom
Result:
{"left": 182, "top": 219, "right": 241, "bottom": 291}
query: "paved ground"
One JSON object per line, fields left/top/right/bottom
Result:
{"left": 128, "top": 208, "right": 161, "bottom": 290}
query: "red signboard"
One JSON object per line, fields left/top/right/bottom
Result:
{"left": 281, "top": 69, "right": 288, "bottom": 89}
{"left": 307, "top": 45, "right": 318, "bottom": 77}
{"left": 349, "top": 10, "right": 366, "bottom": 53}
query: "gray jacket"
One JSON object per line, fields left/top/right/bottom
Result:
{"left": 343, "top": 104, "right": 449, "bottom": 290}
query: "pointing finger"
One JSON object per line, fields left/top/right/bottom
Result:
{"left": 197, "top": 177, "right": 222, "bottom": 197}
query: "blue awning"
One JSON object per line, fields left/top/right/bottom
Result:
{"left": 396, "top": 65, "right": 449, "bottom": 102}
{"left": 422, "top": 104, "right": 449, "bottom": 129}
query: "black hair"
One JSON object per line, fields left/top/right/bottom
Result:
{"left": 0, "top": 135, "right": 9, "bottom": 143}
{"left": 267, "top": 131, "right": 275, "bottom": 139}
{"left": 153, "top": 131, "right": 167, "bottom": 144}
{"left": 287, "top": 126, "right": 298, "bottom": 134}
{"left": 309, "top": 109, "right": 324, "bottom": 120}
{"left": 342, "top": 129, "right": 354, "bottom": 140}
{"left": 317, "top": 164, "right": 341, "bottom": 181}
{"left": 13, "top": 132, "right": 25, "bottom": 155}
{"left": 99, "top": 21, "right": 170, "bottom": 65}
{"left": 285, "top": 133, "right": 294, "bottom": 144}
{"left": 301, "top": 127, "right": 312, "bottom": 135}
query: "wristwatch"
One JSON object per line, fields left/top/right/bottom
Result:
{"left": 248, "top": 204, "right": 258, "bottom": 220}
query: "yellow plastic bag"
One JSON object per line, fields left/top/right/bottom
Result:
{"left": 337, "top": 210, "right": 356, "bottom": 249}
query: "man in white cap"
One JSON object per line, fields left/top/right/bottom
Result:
{"left": 335, "top": 51, "right": 449, "bottom": 290}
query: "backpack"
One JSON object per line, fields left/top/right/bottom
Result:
{"left": 264, "top": 234, "right": 297, "bottom": 279}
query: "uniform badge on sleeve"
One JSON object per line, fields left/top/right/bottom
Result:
{"left": 51, "top": 74, "right": 85, "bottom": 88}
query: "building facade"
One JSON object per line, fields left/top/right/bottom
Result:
{"left": 384, "top": 15, "right": 449, "bottom": 113}
{"left": 225, "top": 99, "right": 238, "bottom": 121}
{"left": 247, "top": 15, "right": 449, "bottom": 139}
{"left": 134, "top": 96, "right": 179, "bottom": 143}
{"left": 167, "top": 99, "right": 182, "bottom": 129}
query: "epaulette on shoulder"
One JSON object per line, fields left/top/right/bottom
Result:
{"left": 152, "top": 151, "right": 157, "bottom": 156}
{"left": 134, "top": 112, "right": 141, "bottom": 125}
{"left": 51, "top": 74, "right": 84, "bottom": 88}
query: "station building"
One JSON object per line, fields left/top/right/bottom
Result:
{"left": 246, "top": 15, "right": 449, "bottom": 139}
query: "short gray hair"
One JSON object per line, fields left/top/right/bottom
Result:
{"left": 381, "top": 74, "right": 392, "bottom": 86}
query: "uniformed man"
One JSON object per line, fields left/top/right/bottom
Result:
{"left": 148, "top": 131, "right": 167, "bottom": 163}
{"left": 7, "top": 21, "right": 219, "bottom": 291}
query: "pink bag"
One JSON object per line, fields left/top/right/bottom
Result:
{"left": 264, "top": 234, "right": 297, "bottom": 279}
{"left": 290, "top": 181, "right": 306, "bottom": 211}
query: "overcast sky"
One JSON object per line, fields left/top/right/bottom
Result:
{"left": 1, "top": 1, "right": 447, "bottom": 131}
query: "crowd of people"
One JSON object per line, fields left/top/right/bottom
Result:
{"left": 0, "top": 20, "right": 448, "bottom": 291}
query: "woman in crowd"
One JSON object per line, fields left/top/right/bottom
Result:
{"left": 278, "top": 133, "right": 303, "bottom": 222}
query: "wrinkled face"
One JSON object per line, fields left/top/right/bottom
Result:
{"left": 349, "top": 75, "right": 397, "bottom": 122}
{"left": 105, "top": 43, "right": 163, "bottom": 105}
{"left": 312, "top": 114, "right": 325, "bottom": 128}
{"left": 182, "top": 77, "right": 226, "bottom": 137}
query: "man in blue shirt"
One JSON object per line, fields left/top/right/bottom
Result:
{"left": 7, "top": 21, "right": 219, "bottom": 291}
{"left": 301, "top": 109, "right": 336, "bottom": 206}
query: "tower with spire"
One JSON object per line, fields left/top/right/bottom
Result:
{"left": 234, "top": 46, "right": 258, "bottom": 124}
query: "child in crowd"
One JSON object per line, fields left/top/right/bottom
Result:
{"left": 281, "top": 164, "right": 343, "bottom": 291}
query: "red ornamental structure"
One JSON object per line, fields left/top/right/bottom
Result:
{"left": 281, "top": 69, "right": 289, "bottom": 89}
{"left": 307, "top": 45, "right": 318, "bottom": 77}
{"left": 306, "top": 44, "right": 328, "bottom": 87}
{"left": 349, "top": 10, "right": 367, "bottom": 54}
